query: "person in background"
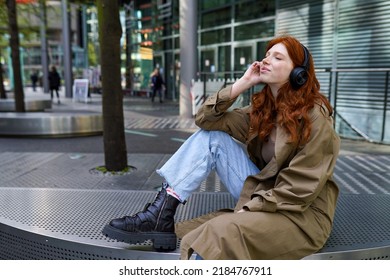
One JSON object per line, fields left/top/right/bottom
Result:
{"left": 103, "top": 35, "right": 340, "bottom": 260}
{"left": 150, "top": 68, "right": 165, "bottom": 103}
{"left": 48, "top": 66, "right": 61, "bottom": 104}
{"left": 30, "top": 71, "right": 38, "bottom": 92}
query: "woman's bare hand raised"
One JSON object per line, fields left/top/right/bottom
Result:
{"left": 231, "top": 61, "right": 263, "bottom": 99}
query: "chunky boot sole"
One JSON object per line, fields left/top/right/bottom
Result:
{"left": 102, "top": 224, "right": 177, "bottom": 251}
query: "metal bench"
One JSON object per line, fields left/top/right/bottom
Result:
{"left": 0, "top": 99, "right": 52, "bottom": 112}
{"left": 0, "top": 111, "right": 102, "bottom": 137}
{"left": 0, "top": 189, "right": 389, "bottom": 260}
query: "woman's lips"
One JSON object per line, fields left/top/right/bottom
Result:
{"left": 260, "top": 67, "right": 270, "bottom": 73}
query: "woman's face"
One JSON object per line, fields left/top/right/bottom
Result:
{"left": 260, "top": 43, "right": 294, "bottom": 90}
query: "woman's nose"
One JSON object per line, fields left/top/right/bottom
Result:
{"left": 262, "top": 57, "right": 269, "bottom": 65}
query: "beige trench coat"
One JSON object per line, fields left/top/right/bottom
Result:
{"left": 176, "top": 85, "right": 340, "bottom": 260}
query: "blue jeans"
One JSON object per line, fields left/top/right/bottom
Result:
{"left": 157, "top": 130, "right": 260, "bottom": 202}
{"left": 152, "top": 88, "right": 163, "bottom": 102}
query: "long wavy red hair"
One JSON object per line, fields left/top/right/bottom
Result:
{"left": 249, "top": 35, "right": 333, "bottom": 145}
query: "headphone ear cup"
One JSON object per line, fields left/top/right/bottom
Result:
{"left": 290, "top": 66, "right": 308, "bottom": 89}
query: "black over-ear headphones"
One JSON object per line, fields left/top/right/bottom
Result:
{"left": 289, "top": 44, "right": 310, "bottom": 89}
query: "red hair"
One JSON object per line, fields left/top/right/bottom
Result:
{"left": 249, "top": 35, "right": 333, "bottom": 145}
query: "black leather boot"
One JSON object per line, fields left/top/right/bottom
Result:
{"left": 102, "top": 187, "right": 180, "bottom": 251}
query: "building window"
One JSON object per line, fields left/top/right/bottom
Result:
{"left": 218, "top": 45, "right": 231, "bottom": 72}
{"left": 200, "top": 0, "right": 232, "bottom": 10}
{"left": 201, "top": 6, "right": 231, "bottom": 28}
{"left": 234, "top": 20, "right": 274, "bottom": 41}
{"left": 235, "top": 0, "right": 275, "bottom": 22}
{"left": 201, "top": 28, "right": 231, "bottom": 45}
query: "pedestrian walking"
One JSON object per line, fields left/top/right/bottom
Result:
{"left": 150, "top": 68, "right": 165, "bottom": 103}
{"left": 30, "top": 71, "right": 38, "bottom": 92}
{"left": 48, "top": 66, "right": 61, "bottom": 104}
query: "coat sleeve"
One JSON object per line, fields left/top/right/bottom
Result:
{"left": 243, "top": 105, "right": 340, "bottom": 213}
{"left": 195, "top": 85, "right": 251, "bottom": 143}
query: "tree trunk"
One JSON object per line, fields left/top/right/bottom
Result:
{"left": 6, "top": 0, "right": 25, "bottom": 112}
{"left": 96, "top": 0, "right": 128, "bottom": 171}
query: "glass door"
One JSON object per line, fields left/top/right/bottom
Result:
{"left": 201, "top": 49, "right": 216, "bottom": 80}
{"left": 234, "top": 45, "right": 253, "bottom": 75}
{"left": 234, "top": 44, "right": 255, "bottom": 105}
{"left": 153, "top": 55, "right": 164, "bottom": 72}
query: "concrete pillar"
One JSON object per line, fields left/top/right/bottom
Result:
{"left": 39, "top": 0, "right": 49, "bottom": 93}
{"left": 179, "top": 0, "right": 198, "bottom": 118}
{"left": 81, "top": 5, "right": 88, "bottom": 69}
{"left": 61, "top": 0, "right": 73, "bottom": 98}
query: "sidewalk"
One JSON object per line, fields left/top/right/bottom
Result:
{"left": 13, "top": 86, "right": 390, "bottom": 155}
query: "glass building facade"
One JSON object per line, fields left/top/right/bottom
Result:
{"left": 128, "top": 0, "right": 390, "bottom": 143}
{"left": 130, "top": 0, "right": 276, "bottom": 99}
{"left": 1, "top": 0, "right": 389, "bottom": 143}
{"left": 0, "top": 1, "right": 87, "bottom": 89}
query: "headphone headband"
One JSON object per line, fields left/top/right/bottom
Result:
{"left": 301, "top": 44, "right": 309, "bottom": 70}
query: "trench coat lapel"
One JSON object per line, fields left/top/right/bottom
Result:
{"left": 235, "top": 125, "right": 297, "bottom": 210}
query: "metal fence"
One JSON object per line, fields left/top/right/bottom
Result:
{"left": 195, "top": 68, "right": 390, "bottom": 144}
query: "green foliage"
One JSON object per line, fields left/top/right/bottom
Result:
{"left": 88, "top": 41, "right": 98, "bottom": 66}
{"left": 0, "top": 1, "right": 9, "bottom": 36}
{"left": 0, "top": 1, "right": 41, "bottom": 45}
{"left": 93, "top": 165, "right": 136, "bottom": 175}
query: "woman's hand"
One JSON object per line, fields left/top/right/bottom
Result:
{"left": 243, "top": 61, "right": 263, "bottom": 85}
{"left": 231, "top": 61, "right": 263, "bottom": 99}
